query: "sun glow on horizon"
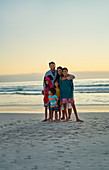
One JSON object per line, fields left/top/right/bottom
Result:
{"left": 0, "top": 0, "right": 109, "bottom": 76}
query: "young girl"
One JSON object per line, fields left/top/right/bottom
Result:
{"left": 42, "top": 77, "right": 53, "bottom": 121}
{"left": 54, "top": 80, "right": 61, "bottom": 121}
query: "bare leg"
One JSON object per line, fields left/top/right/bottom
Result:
{"left": 59, "top": 107, "right": 61, "bottom": 121}
{"left": 51, "top": 111, "right": 53, "bottom": 121}
{"left": 55, "top": 111, "right": 58, "bottom": 121}
{"left": 71, "top": 103, "right": 83, "bottom": 122}
{"left": 48, "top": 107, "right": 51, "bottom": 120}
{"left": 63, "top": 103, "right": 68, "bottom": 120}
{"left": 42, "top": 107, "right": 47, "bottom": 121}
{"left": 49, "top": 109, "right": 52, "bottom": 121}
{"left": 61, "top": 110, "right": 65, "bottom": 120}
{"left": 68, "top": 108, "right": 72, "bottom": 120}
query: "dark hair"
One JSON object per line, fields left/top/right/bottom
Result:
{"left": 57, "top": 66, "right": 62, "bottom": 70}
{"left": 49, "top": 88, "right": 56, "bottom": 95}
{"left": 62, "top": 67, "right": 68, "bottom": 71}
{"left": 55, "top": 66, "right": 63, "bottom": 81}
{"left": 49, "top": 61, "right": 55, "bottom": 67}
{"left": 54, "top": 80, "right": 59, "bottom": 88}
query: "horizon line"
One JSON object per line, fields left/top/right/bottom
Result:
{"left": 0, "top": 70, "right": 109, "bottom": 76}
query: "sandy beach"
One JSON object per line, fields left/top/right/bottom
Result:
{"left": 0, "top": 106, "right": 109, "bottom": 170}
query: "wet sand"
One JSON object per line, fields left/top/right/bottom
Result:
{"left": 0, "top": 104, "right": 109, "bottom": 113}
{"left": 0, "top": 107, "right": 109, "bottom": 170}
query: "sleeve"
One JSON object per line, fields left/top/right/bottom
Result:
{"left": 43, "top": 72, "right": 48, "bottom": 90}
{"left": 42, "top": 90, "right": 44, "bottom": 95}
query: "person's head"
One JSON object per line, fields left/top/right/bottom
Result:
{"left": 57, "top": 66, "right": 63, "bottom": 76}
{"left": 49, "top": 61, "right": 56, "bottom": 71}
{"left": 62, "top": 67, "right": 68, "bottom": 77}
{"left": 45, "top": 77, "right": 51, "bottom": 86}
{"left": 49, "top": 88, "right": 56, "bottom": 95}
{"left": 54, "top": 80, "right": 59, "bottom": 88}
{"left": 45, "top": 79, "right": 49, "bottom": 85}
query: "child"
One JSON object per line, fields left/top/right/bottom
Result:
{"left": 46, "top": 88, "right": 59, "bottom": 121}
{"left": 42, "top": 77, "right": 53, "bottom": 121}
{"left": 56, "top": 66, "right": 75, "bottom": 120}
{"left": 54, "top": 80, "right": 61, "bottom": 120}
{"left": 59, "top": 67, "right": 83, "bottom": 122}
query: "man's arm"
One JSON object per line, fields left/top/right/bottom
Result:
{"left": 43, "top": 77, "right": 46, "bottom": 90}
{"left": 43, "top": 71, "right": 48, "bottom": 90}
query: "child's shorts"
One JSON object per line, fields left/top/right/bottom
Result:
{"left": 62, "top": 98, "right": 74, "bottom": 104}
{"left": 44, "top": 102, "right": 50, "bottom": 107}
{"left": 50, "top": 106, "right": 59, "bottom": 111}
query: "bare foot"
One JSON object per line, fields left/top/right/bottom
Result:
{"left": 55, "top": 119, "right": 60, "bottom": 122}
{"left": 76, "top": 118, "right": 83, "bottom": 122}
{"left": 42, "top": 119, "right": 47, "bottom": 122}
{"left": 61, "top": 117, "right": 65, "bottom": 120}
{"left": 64, "top": 118, "right": 69, "bottom": 122}
{"left": 68, "top": 118, "right": 72, "bottom": 121}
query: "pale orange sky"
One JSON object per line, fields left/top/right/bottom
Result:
{"left": 0, "top": 0, "right": 109, "bottom": 75}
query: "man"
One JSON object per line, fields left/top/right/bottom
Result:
{"left": 43, "top": 61, "right": 57, "bottom": 90}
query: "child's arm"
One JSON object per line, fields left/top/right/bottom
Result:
{"left": 67, "top": 74, "right": 75, "bottom": 80}
{"left": 55, "top": 98, "right": 58, "bottom": 107}
{"left": 42, "top": 90, "right": 48, "bottom": 97}
{"left": 45, "top": 101, "right": 50, "bottom": 106}
{"left": 42, "top": 90, "right": 45, "bottom": 95}
{"left": 61, "top": 77, "right": 68, "bottom": 81}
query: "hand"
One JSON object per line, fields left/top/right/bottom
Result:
{"left": 55, "top": 104, "right": 58, "bottom": 107}
{"left": 61, "top": 77, "right": 67, "bottom": 81}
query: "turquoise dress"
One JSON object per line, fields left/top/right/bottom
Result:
{"left": 59, "top": 79, "right": 74, "bottom": 100}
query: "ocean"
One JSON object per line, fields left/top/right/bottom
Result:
{"left": 0, "top": 79, "right": 109, "bottom": 106}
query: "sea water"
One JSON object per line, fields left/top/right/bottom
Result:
{"left": 0, "top": 79, "right": 109, "bottom": 106}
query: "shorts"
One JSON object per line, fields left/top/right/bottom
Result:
{"left": 44, "top": 102, "right": 50, "bottom": 108}
{"left": 50, "top": 106, "right": 59, "bottom": 111}
{"left": 62, "top": 98, "right": 75, "bottom": 104}
{"left": 61, "top": 102, "right": 72, "bottom": 110}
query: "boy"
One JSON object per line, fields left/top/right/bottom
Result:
{"left": 46, "top": 88, "right": 59, "bottom": 121}
{"left": 59, "top": 67, "right": 83, "bottom": 122}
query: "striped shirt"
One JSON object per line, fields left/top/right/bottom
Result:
{"left": 48, "top": 95, "right": 58, "bottom": 107}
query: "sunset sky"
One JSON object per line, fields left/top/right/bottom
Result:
{"left": 0, "top": 0, "right": 109, "bottom": 76}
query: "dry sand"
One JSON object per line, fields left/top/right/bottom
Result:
{"left": 0, "top": 108, "right": 109, "bottom": 170}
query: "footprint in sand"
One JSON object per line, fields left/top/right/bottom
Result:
{"left": 25, "top": 155, "right": 31, "bottom": 159}
{"left": 31, "top": 165, "right": 38, "bottom": 169}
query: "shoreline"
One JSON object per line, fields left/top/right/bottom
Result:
{"left": 0, "top": 104, "right": 109, "bottom": 113}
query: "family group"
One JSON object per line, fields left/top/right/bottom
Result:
{"left": 42, "top": 61, "right": 83, "bottom": 122}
